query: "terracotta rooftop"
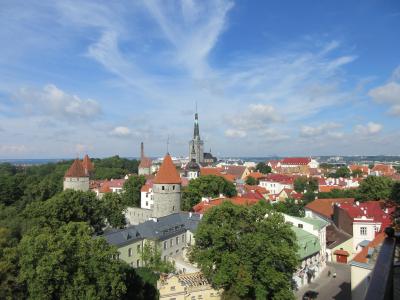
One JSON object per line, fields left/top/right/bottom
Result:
{"left": 153, "top": 154, "right": 181, "bottom": 184}
{"left": 305, "top": 198, "right": 355, "bottom": 219}
{"left": 281, "top": 157, "right": 311, "bottom": 165}
{"left": 82, "top": 154, "right": 94, "bottom": 172}
{"left": 352, "top": 232, "right": 386, "bottom": 264}
{"left": 65, "top": 159, "right": 87, "bottom": 178}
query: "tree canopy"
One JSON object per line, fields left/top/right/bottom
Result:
{"left": 140, "top": 241, "right": 175, "bottom": 274}
{"left": 256, "top": 162, "right": 272, "bottom": 174}
{"left": 245, "top": 176, "right": 258, "bottom": 185}
{"left": 357, "top": 176, "right": 394, "bottom": 201}
{"left": 122, "top": 175, "right": 146, "bottom": 207}
{"left": 181, "top": 175, "right": 237, "bottom": 211}
{"left": 293, "top": 177, "right": 318, "bottom": 193}
{"left": 191, "top": 201, "right": 298, "bottom": 299}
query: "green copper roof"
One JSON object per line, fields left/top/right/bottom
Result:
{"left": 292, "top": 226, "right": 321, "bottom": 260}
{"left": 290, "top": 215, "right": 329, "bottom": 230}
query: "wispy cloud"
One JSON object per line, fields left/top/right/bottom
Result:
{"left": 13, "top": 84, "right": 102, "bottom": 122}
{"left": 354, "top": 122, "right": 383, "bottom": 135}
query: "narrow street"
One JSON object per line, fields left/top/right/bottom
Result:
{"left": 295, "top": 262, "right": 351, "bottom": 300}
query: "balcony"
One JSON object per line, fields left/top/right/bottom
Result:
{"left": 364, "top": 227, "right": 400, "bottom": 300}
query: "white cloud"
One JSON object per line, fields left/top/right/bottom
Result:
{"left": 354, "top": 122, "right": 383, "bottom": 135}
{"left": 225, "top": 129, "right": 246, "bottom": 138}
{"left": 300, "top": 122, "right": 342, "bottom": 137}
{"left": 368, "top": 66, "right": 400, "bottom": 116}
{"left": 111, "top": 126, "right": 131, "bottom": 137}
{"left": 14, "top": 84, "right": 102, "bottom": 122}
{"left": 369, "top": 81, "right": 400, "bottom": 104}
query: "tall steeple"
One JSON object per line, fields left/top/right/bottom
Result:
{"left": 189, "top": 105, "right": 204, "bottom": 164}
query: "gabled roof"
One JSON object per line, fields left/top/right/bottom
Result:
{"left": 281, "top": 157, "right": 311, "bottom": 165}
{"left": 82, "top": 154, "right": 94, "bottom": 172}
{"left": 65, "top": 159, "right": 87, "bottom": 178}
{"left": 260, "top": 173, "right": 294, "bottom": 184}
{"left": 99, "top": 180, "right": 111, "bottom": 193}
{"left": 305, "top": 198, "right": 355, "bottom": 219}
{"left": 153, "top": 154, "right": 181, "bottom": 184}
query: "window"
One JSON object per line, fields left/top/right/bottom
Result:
{"left": 162, "top": 186, "right": 165, "bottom": 190}
{"left": 164, "top": 241, "right": 167, "bottom": 250}
{"left": 137, "top": 259, "right": 140, "bottom": 267}
{"left": 137, "top": 244, "right": 140, "bottom": 252}
{"left": 173, "top": 185, "right": 175, "bottom": 190}
{"left": 298, "top": 223, "right": 303, "bottom": 229}
{"left": 170, "top": 286, "right": 176, "bottom": 291}
{"left": 172, "top": 205, "right": 175, "bottom": 211}
{"left": 360, "top": 226, "right": 367, "bottom": 236}
{"left": 145, "top": 201, "right": 148, "bottom": 206}
{"left": 128, "top": 248, "right": 132, "bottom": 257}
{"left": 170, "top": 239, "right": 173, "bottom": 247}
{"left": 176, "top": 236, "right": 179, "bottom": 244}
{"left": 182, "top": 234, "right": 185, "bottom": 242}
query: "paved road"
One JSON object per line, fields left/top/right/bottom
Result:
{"left": 295, "top": 262, "right": 351, "bottom": 300}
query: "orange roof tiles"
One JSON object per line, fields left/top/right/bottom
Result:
{"left": 99, "top": 180, "right": 111, "bottom": 193}
{"left": 82, "top": 154, "right": 94, "bottom": 172}
{"left": 153, "top": 154, "right": 181, "bottom": 184}
{"left": 65, "top": 159, "right": 87, "bottom": 178}
{"left": 200, "top": 167, "right": 223, "bottom": 176}
{"left": 319, "top": 185, "right": 343, "bottom": 193}
{"left": 352, "top": 232, "right": 386, "bottom": 264}
{"left": 305, "top": 198, "right": 355, "bottom": 219}
{"left": 246, "top": 172, "right": 264, "bottom": 179}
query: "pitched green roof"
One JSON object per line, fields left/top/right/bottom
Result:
{"left": 290, "top": 215, "right": 329, "bottom": 230}
{"left": 292, "top": 226, "right": 321, "bottom": 260}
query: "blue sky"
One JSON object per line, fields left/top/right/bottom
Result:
{"left": 0, "top": 0, "right": 400, "bottom": 158}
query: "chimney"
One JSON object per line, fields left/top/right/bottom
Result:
{"left": 189, "top": 212, "right": 192, "bottom": 218}
{"left": 140, "top": 142, "right": 144, "bottom": 159}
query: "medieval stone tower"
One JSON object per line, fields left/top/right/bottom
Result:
{"left": 152, "top": 153, "right": 181, "bottom": 218}
{"left": 63, "top": 158, "right": 89, "bottom": 191}
{"left": 189, "top": 111, "right": 204, "bottom": 164}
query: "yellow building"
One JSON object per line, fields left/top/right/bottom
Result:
{"left": 158, "top": 272, "right": 221, "bottom": 300}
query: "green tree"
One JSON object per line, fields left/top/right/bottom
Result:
{"left": 141, "top": 241, "right": 175, "bottom": 274}
{"left": 351, "top": 169, "right": 364, "bottom": 178}
{"left": 293, "top": 177, "right": 308, "bottom": 193}
{"left": 24, "top": 190, "right": 105, "bottom": 233}
{"left": 181, "top": 175, "right": 237, "bottom": 211}
{"left": 318, "top": 188, "right": 359, "bottom": 199}
{"left": 301, "top": 191, "right": 316, "bottom": 205}
{"left": 256, "top": 162, "right": 272, "bottom": 174}
{"left": 0, "top": 227, "right": 26, "bottom": 299}
{"left": 122, "top": 175, "right": 146, "bottom": 207}
{"left": 191, "top": 201, "right": 298, "bottom": 299}
{"left": 245, "top": 176, "right": 258, "bottom": 186}
{"left": 18, "top": 222, "right": 127, "bottom": 300}
{"left": 269, "top": 199, "right": 305, "bottom": 217}
{"left": 101, "top": 192, "right": 127, "bottom": 228}
{"left": 390, "top": 181, "right": 400, "bottom": 204}
{"left": 357, "top": 176, "right": 393, "bottom": 201}
{"left": 332, "top": 166, "right": 351, "bottom": 178}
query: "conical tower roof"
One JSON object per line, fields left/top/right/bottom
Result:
{"left": 82, "top": 154, "right": 94, "bottom": 172}
{"left": 154, "top": 154, "right": 181, "bottom": 184}
{"left": 65, "top": 159, "right": 87, "bottom": 178}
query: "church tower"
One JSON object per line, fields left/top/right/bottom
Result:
{"left": 189, "top": 111, "right": 204, "bottom": 164}
{"left": 152, "top": 153, "right": 181, "bottom": 218}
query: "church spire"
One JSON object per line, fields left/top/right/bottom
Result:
{"left": 193, "top": 108, "right": 200, "bottom": 139}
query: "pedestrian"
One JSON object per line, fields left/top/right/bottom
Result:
{"left": 328, "top": 270, "right": 331, "bottom": 277}
{"left": 333, "top": 272, "right": 337, "bottom": 278}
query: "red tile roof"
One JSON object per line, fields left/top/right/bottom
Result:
{"left": 352, "top": 232, "right": 386, "bottom": 263}
{"left": 246, "top": 172, "right": 264, "bottom": 180}
{"left": 99, "top": 180, "right": 111, "bottom": 193}
{"left": 281, "top": 157, "right": 311, "bottom": 165}
{"left": 82, "top": 154, "right": 94, "bottom": 173}
{"left": 371, "top": 164, "right": 395, "bottom": 175}
{"left": 338, "top": 201, "right": 394, "bottom": 231}
{"left": 260, "top": 173, "right": 294, "bottom": 184}
{"left": 244, "top": 184, "right": 268, "bottom": 194}
{"left": 349, "top": 165, "right": 369, "bottom": 174}
{"left": 200, "top": 167, "right": 223, "bottom": 176}
{"left": 141, "top": 183, "right": 152, "bottom": 192}
{"left": 154, "top": 154, "right": 181, "bottom": 184}
{"left": 319, "top": 185, "right": 343, "bottom": 193}
{"left": 65, "top": 159, "right": 87, "bottom": 178}
{"left": 139, "top": 157, "right": 152, "bottom": 168}
{"left": 305, "top": 198, "right": 355, "bottom": 219}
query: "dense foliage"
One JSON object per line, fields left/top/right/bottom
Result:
{"left": 140, "top": 241, "right": 175, "bottom": 273}
{"left": 191, "top": 201, "right": 298, "bottom": 299}
{"left": 92, "top": 156, "right": 139, "bottom": 179}
{"left": 122, "top": 175, "right": 146, "bottom": 207}
{"left": 245, "top": 176, "right": 258, "bottom": 185}
{"left": 293, "top": 177, "right": 318, "bottom": 193}
{"left": 357, "top": 175, "right": 394, "bottom": 201}
{"left": 0, "top": 158, "right": 157, "bottom": 299}
{"left": 256, "top": 162, "right": 272, "bottom": 174}
{"left": 329, "top": 166, "right": 351, "bottom": 178}
{"left": 181, "top": 175, "right": 237, "bottom": 211}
